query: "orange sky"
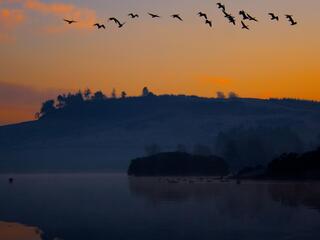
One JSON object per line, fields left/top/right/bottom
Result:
{"left": 0, "top": 0, "right": 319, "bottom": 125}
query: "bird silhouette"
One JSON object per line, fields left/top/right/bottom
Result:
{"left": 128, "top": 13, "right": 139, "bottom": 18}
{"left": 93, "top": 23, "right": 106, "bottom": 29}
{"left": 118, "top": 22, "right": 126, "bottom": 28}
{"left": 63, "top": 19, "right": 77, "bottom": 24}
{"left": 247, "top": 13, "right": 258, "bottom": 22}
{"left": 198, "top": 12, "right": 208, "bottom": 20}
{"left": 268, "top": 13, "right": 279, "bottom": 21}
{"left": 228, "top": 17, "right": 236, "bottom": 25}
{"left": 205, "top": 19, "right": 212, "bottom": 28}
{"left": 217, "top": 3, "right": 226, "bottom": 12}
{"left": 224, "top": 12, "right": 236, "bottom": 25}
{"left": 286, "top": 15, "right": 297, "bottom": 25}
{"left": 148, "top": 13, "right": 160, "bottom": 18}
{"left": 109, "top": 17, "right": 121, "bottom": 25}
{"left": 222, "top": 10, "right": 230, "bottom": 18}
{"left": 241, "top": 21, "right": 249, "bottom": 30}
{"left": 171, "top": 14, "right": 183, "bottom": 21}
{"left": 239, "top": 10, "right": 249, "bottom": 20}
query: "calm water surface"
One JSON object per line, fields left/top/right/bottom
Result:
{"left": 0, "top": 174, "right": 320, "bottom": 240}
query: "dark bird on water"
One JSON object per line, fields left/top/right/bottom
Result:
{"left": 171, "top": 14, "right": 183, "bottom": 21}
{"left": 109, "top": 17, "right": 121, "bottom": 25}
{"left": 198, "top": 12, "right": 208, "bottom": 20}
{"left": 247, "top": 13, "right": 258, "bottom": 22}
{"left": 268, "top": 13, "right": 279, "bottom": 21}
{"left": 239, "top": 10, "right": 249, "bottom": 20}
{"left": 205, "top": 19, "right": 212, "bottom": 28}
{"left": 63, "top": 19, "right": 77, "bottom": 24}
{"left": 217, "top": 3, "right": 226, "bottom": 12}
{"left": 8, "top": 178, "right": 13, "bottom": 184}
{"left": 241, "top": 21, "right": 249, "bottom": 30}
{"left": 286, "top": 15, "right": 297, "bottom": 25}
{"left": 148, "top": 13, "right": 160, "bottom": 18}
{"left": 128, "top": 13, "right": 139, "bottom": 18}
{"left": 93, "top": 23, "right": 106, "bottom": 29}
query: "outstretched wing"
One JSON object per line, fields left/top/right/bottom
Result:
{"left": 173, "top": 15, "right": 182, "bottom": 21}
{"left": 241, "top": 21, "right": 249, "bottom": 29}
{"left": 148, "top": 13, "right": 158, "bottom": 18}
{"left": 63, "top": 19, "right": 72, "bottom": 23}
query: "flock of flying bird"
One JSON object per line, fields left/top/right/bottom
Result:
{"left": 63, "top": 2, "right": 298, "bottom": 30}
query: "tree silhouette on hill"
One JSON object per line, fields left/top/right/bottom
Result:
{"left": 35, "top": 99, "right": 55, "bottom": 118}
{"left": 92, "top": 91, "right": 106, "bottom": 101}
{"left": 35, "top": 87, "right": 319, "bottom": 121}
{"left": 36, "top": 87, "right": 155, "bottom": 118}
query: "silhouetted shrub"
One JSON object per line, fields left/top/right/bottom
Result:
{"left": 216, "top": 91, "right": 226, "bottom": 99}
{"left": 40, "top": 100, "right": 56, "bottom": 117}
{"left": 228, "top": 92, "right": 239, "bottom": 99}
{"left": 92, "top": 91, "right": 106, "bottom": 101}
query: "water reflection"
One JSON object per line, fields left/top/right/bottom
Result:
{"left": 129, "top": 177, "right": 320, "bottom": 212}
{"left": 128, "top": 177, "right": 227, "bottom": 202}
{"left": 128, "top": 178, "right": 280, "bottom": 217}
{"left": 268, "top": 182, "right": 320, "bottom": 211}
{"left": 0, "top": 174, "right": 320, "bottom": 240}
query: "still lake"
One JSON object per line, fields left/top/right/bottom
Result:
{"left": 0, "top": 174, "right": 320, "bottom": 240}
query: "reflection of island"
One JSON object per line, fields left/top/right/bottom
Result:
{"left": 129, "top": 177, "right": 320, "bottom": 213}
{"left": 128, "top": 152, "right": 229, "bottom": 176}
{"left": 128, "top": 177, "right": 227, "bottom": 202}
{"left": 128, "top": 177, "right": 291, "bottom": 220}
{"left": 0, "top": 221, "right": 43, "bottom": 240}
{"left": 268, "top": 182, "right": 320, "bottom": 211}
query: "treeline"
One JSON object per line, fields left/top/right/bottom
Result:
{"left": 214, "top": 126, "right": 306, "bottom": 167}
{"left": 145, "top": 126, "right": 309, "bottom": 168}
{"left": 36, "top": 88, "right": 244, "bottom": 119}
{"left": 35, "top": 87, "right": 155, "bottom": 118}
{"left": 36, "top": 87, "right": 319, "bottom": 120}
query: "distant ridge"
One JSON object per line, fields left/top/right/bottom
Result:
{"left": 0, "top": 93, "right": 320, "bottom": 173}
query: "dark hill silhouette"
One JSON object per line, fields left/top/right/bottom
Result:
{"left": 0, "top": 89, "right": 320, "bottom": 173}
{"left": 127, "top": 152, "right": 229, "bottom": 176}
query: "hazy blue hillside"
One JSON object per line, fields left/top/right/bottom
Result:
{"left": 1, "top": 95, "right": 320, "bottom": 173}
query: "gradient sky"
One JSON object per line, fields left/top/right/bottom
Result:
{"left": 0, "top": 0, "right": 319, "bottom": 125}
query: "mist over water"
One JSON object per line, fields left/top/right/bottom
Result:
{"left": 0, "top": 174, "right": 320, "bottom": 240}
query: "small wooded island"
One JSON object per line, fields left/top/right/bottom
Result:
{"left": 127, "top": 152, "right": 229, "bottom": 176}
